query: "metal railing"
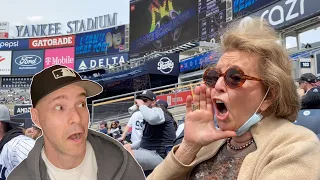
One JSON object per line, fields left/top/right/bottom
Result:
{"left": 90, "top": 78, "right": 203, "bottom": 126}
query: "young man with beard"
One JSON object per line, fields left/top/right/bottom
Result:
{"left": 8, "top": 65, "right": 145, "bottom": 180}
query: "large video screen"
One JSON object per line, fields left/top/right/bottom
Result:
{"left": 130, "top": 0, "right": 198, "bottom": 55}
{"left": 198, "top": 0, "right": 227, "bottom": 43}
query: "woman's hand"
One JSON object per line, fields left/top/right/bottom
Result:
{"left": 183, "top": 84, "right": 236, "bottom": 147}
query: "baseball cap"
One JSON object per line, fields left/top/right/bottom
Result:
{"left": 31, "top": 65, "right": 103, "bottom": 107}
{"left": 298, "top": 73, "right": 317, "bottom": 83}
{"left": 0, "top": 105, "right": 22, "bottom": 127}
{"left": 156, "top": 99, "right": 169, "bottom": 109}
{"left": 136, "top": 90, "right": 156, "bottom": 101}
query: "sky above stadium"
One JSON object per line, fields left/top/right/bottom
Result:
{"left": 1, "top": 0, "right": 130, "bottom": 37}
{"left": 1, "top": 0, "right": 319, "bottom": 50}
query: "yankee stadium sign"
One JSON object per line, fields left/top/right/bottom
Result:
{"left": 15, "top": 13, "right": 118, "bottom": 37}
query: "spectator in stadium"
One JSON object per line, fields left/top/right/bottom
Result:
{"left": 147, "top": 19, "right": 320, "bottom": 180}
{"left": 155, "top": 99, "right": 177, "bottom": 131}
{"left": 0, "top": 105, "right": 35, "bottom": 179}
{"left": 8, "top": 65, "right": 145, "bottom": 180}
{"left": 298, "top": 73, "right": 319, "bottom": 95}
{"left": 99, "top": 121, "right": 108, "bottom": 134}
{"left": 298, "top": 73, "right": 320, "bottom": 109}
{"left": 119, "top": 107, "right": 144, "bottom": 149}
{"left": 301, "top": 90, "right": 320, "bottom": 109}
{"left": 124, "top": 90, "right": 176, "bottom": 171}
{"left": 109, "top": 121, "right": 122, "bottom": 139}
{"left": 27, "top": 124, "right": 42, "bottom": 140}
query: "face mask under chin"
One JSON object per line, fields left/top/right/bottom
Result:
{"left": 235, "top": 88, "right": 270, "bottom": 137}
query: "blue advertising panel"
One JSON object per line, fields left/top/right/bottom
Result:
{"left": 251, "top": 0, "right": 320, "bottom": 30}
{"left": 75, "top": 25, "right": 126, "bottom": 58}
{"left": 0, "top": 39, "right": 29, "bottom": 50}
{"left": 11, "top": 50, "right": 44, "bottom": 75}
{"left": 74, "top": 53, "right": 129, "bottom": 72}
{"left": 146, "top": 53, "right": 180, "bottom": 76}
{"left": 180, "top": 51, "right": 221, "bottom": 73}
{"left": 233, "top": 0, "right": 280, "bottom": 19}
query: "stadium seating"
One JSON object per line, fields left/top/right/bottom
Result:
{"left": 295, "top": 109, "right": 320, "bottom": 138}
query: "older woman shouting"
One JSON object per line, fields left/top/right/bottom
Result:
{"left": 147, "top": 19, "right": 320, "bottom": 180}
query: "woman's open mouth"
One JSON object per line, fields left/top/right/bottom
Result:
{"left": 214, "top": 99, "right": 229, "bottom": 121}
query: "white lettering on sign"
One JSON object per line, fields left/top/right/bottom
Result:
{"left": 242, "top": 0, "right": 305, "bottom": 28}
{"left": 32, "top": 37, "right": 73, "bottom": 47}
{"left": 157, "top": 57, "right": 174, "bottom": 74}
{"left": 16, "top": 107, "right": 31, "bottom": 114}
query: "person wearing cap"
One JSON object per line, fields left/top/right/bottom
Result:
{"left": 8, "top": 65, "right": 145, "bottom": 180}
{"left": 298, "top": 73, "right": 319, "bottom": 95}
{"left": 124, "top": 90, "right": 176, "bottom": 172}
{"left": 298, "top": 73, "right": 320, "bottom": 109}
{"left": 0, "top": 104, "right": 35, "bottom": 179}
{"left": 156, "top": 99, "right": 177, "bottom": 131}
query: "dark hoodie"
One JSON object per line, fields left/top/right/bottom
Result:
{"left": 7, "top": 129, "right": 145, "bottom": 180}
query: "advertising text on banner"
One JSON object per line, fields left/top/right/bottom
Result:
{"left": 75, "top": 25, "right": 126, "bottom": 58}
{"left": 44, "top": 47, "right": 75, "bottom": 69}
{"left": 29, "top": 35, "right": 75, "bottom": 49}
{"left": 75, "top": 53, "right": 128, "bottom": 72}
{"left": 0, "top": 51, "right": 12, "bottom": 75}
{"left": 11, "top": 50, "right": 44, "bottom": 75}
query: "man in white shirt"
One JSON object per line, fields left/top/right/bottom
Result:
{"left": 119, "top": 111, "right": 144, "bottom": 149}
{"left": 8, "top": 65, "right": 145, "bottom": 180}
{"left": 0, "top": 105, "right": 35, "bottom": 179}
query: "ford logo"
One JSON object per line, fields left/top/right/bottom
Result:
{"left": 15, "top": 55, "right": 42, "bottom": 66}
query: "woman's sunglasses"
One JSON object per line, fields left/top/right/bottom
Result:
{"left": 203, "top": 66, "right": 262, "bottom": 89}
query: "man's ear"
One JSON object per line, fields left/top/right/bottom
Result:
{"left": 30, "top": 108, "right": 41, "bottom": 129}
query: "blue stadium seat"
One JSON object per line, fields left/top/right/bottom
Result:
{"left": 295, "top": 109, "right": 320, "bottom": 138}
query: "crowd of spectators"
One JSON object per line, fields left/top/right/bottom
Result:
{"left": 0, "top": 88, "right": 30, "bottom": 105}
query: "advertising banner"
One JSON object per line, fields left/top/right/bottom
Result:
{"left": 13, "top": 104, "right": 32, "bottom": 115}
{"left": 0, "top": 22, "right": 9, "bottom": 39}
{"left": 75, "top": 53, "right": 129, "bottom": 72}
{"left": 0, "top": 39, "right": 29, "bottom": 50}
{"left": 180, "top": 51, "right": 220, "bottom": 73}
{"left": 75, "top": 25, "right": 126, "bottom": 58}
{"left": 130, "top": 0, "right": 199, "bottom": 54}
{"left": 232, "top": 0, "right": 280, "bottom": 19}
{"left": 0, "top": 51, "right": 12, "bottom": 75}
{"left": 44, "top": 47, "right": 75, "bottom": 69}
{"left": 157, "top": 90, "right": 192, "bottom": 107}
{"left": 1, "top": 77, "right": 32, "bottom": 88}
{"left": 29, "top": 35, "right": 75, "bottom": 49}
{"left": 11, "top": 50, "right": 44, "bottom": 75}
{"left": 248, "top": 0, "right": 320, "bottom": 30}
{"left": 146, "top": 53, "right": 180, "bottom": 76}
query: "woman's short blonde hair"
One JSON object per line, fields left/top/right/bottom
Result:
{"left": 221, "top": 18, "right": 300, "bottom": 122}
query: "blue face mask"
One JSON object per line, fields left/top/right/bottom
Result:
{"left": 235, "top": 88, "right": 270, "bottom": 136}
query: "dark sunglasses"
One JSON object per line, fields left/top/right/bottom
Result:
{"left": 203, "top": 66, "right": 262, "bottom": 89}
{"left": 140, "top": 98, "right": 150, "bottom": 102}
